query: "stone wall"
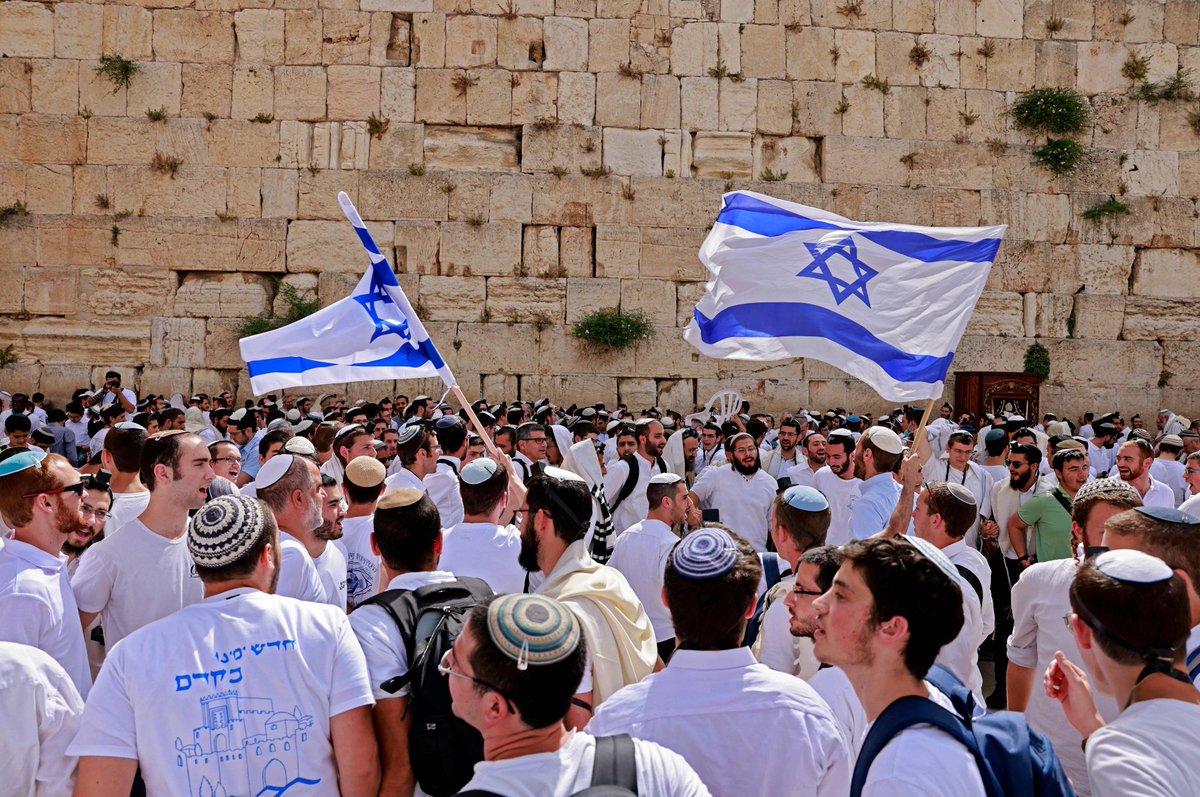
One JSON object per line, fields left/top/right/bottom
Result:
{"left": 1, "top": 0, "right": 1199, "bottom": 419}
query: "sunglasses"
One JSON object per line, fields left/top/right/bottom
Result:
{"left": 23, "top": 481, "right": 86, "bottom": 499}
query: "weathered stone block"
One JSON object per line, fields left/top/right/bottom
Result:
{"left": 0, "top": 2, "right": 54, "bottom": 58}
{"left": 176, "top": 273, "right": 272, "bottom": 318}
{"left": 28, "top": 59, "right": 76, "bottom": 116}
{"left": 718, "top": 78, "right": 757, "bottom": 132}
{"left": 740, "top": 25, "right": 786, "bottom": 79}
{"left": 589, "top": 18, "right": 630, "bottom": 72}
{"left": 522, "top": 123, "right": 601, "bottom": 172}
{"left": 234, "top": 10, "right": 285, "bottom": 64}
{"left": 672, "top": 22, "right": 719, "bottom": 77}
{"left": 691, "top": 131, "right": 752, "bottom": 178}
{"left": 603, "top": 128, "right": 662, "bottom": 176}
{"left": 102, "top": 5, "right": 153, "bottom": 61}
{"left": 565, "top": 277, "right": 620, "bottom": 323}
{"left": 77, "top": 267, "right": 176, "bottom": 319}
{"left": 1121, "top": 298, "right": 1200, "bottom": 341}
{"left": 413, "top": 69, "right": 466, "bottom": 124}
{"left": 557, "top": 71, "right": 595, "bottom": 125}
{"left": 595, "top": 72, "right": 641, "bottom": 127}
{"left": 231, "top": 65, "right": 274, "bottom": 120}
{"left": 287, "top": 219, "right": 394, "bottom": 273}
{"left": 22, "top": 268, "right": 78, "bottom": 316}
{"left": 486, "top": 277, "right": 566, "bottom": 322}
{"left": 274, "top": 66, "right": 327, "bottom": 120}
{"left": 543, "top": 17, "right": 589, "bottom": 72}
{"left": 511, "top": 71, "right": 558, "bottom": 124}
{"left": 424, "top": 126, "right": 519, "bottom": 171}
{"left": 360, "top": 171, "right": 449, "bottom": 220}
{"left": 15, "top": 115, "right": 85, "bottom": 165}
{"left": 54, "top": 3, "right": 104, "bottom": 60}
{"left": 21, "top": 319, "right": 151, "bottom": 366}
{"left": 153, "top": 10, "right": 235, "bottom": 63}
{"left": 1133, "top": 249, "right": 1200, "bottom": 299}
{"left": 497, "top": 17, "right": 544, "bottom": 71}
{"left": 441, "top": 222, "right": 522, "bottom": 275}
{"left": 640, "top": 74, "right": 680, "bottom": 129}
{"left": 418, "top": 275, "right": 487, "bottom": 320}
{"left": 445, "top": 15, "right": 498, "bottom": 68}
{"left": 181, "top": 64, "right": 232, "bottom": 117}
{"left": 753, "top": 136, "right": 819, "bottom": 182}
{"left": 284, "top": 11, "right": 322, "bottom": 65}
{"left": 327, "top": 65, "right": 382, "bottom": 120}
{"left": 322, "top": 11, "right": 373, "bottom": 65}
{"left": 681, "top": 77, "right": 719, "bottom": 131}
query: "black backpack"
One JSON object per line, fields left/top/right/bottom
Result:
{"left": 359, "top": 577, "right": 494, "bottom": 797}
{"left": 457, "top": 733, "right": 639, "bottom": 797}
{"left": 609, "top": 454, "right": 669, "bottom": 513}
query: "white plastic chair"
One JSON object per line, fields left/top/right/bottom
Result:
{"left": 702, "top": 390, "right": 743, "bottom": 423}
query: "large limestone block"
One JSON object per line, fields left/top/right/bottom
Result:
{"left": 1122, "top": 150, "right": 1179, "bottom": 196}
{"left": 522, "top": 123, "right": 602, "bottom": 172}
{"left": 511, "top": 71, "right": 558, "bottom": 124}
{"left": 284, "top": 11, "right": 322, "bottom": 66}
{"left": 207, "top": 120, "right": 280, "bottom": 168}
{"left": 589, "top": 18, "right": 631, "bottom": 73}
{"left": 557, "top": 71, "right": 596, "bottom": 125}
{"left": 487, "top": 277, "right": 566, "bottom": 322}
{"left": 416, "top": 275, "right": 486, "bottom": 321}
{"left": 1133, "top": 249, "right": 1200, "bottom": 300}
{"left": 566, "top": 277, "right": 620, "bottom": 323}
{"left": 488, "top": 173, "right": 534, "bottom": 224}
{"left": 671, "top": 22, "right": 718, "bottom": 77}
{"left": 451, "top": 321, "right": 542, "bottom": 373}
{"left": 497, "top": 17, "right": 544, "bottom": 71}
{"left": 28, "top": 59, "right": 76, "bottom": 116}
{"left": 392, "top": 221, "right": 440, "bottom": 274}
{"left": 153, "top": 10, "right": 235, "bottom": 63}
{"left": 149, "top": 318, "right": 207, "bottom": 369}
{"left": 203, "top": 320, "right": 245, "bottom": 370}
{"left": 445, "top": 15, "right": 498, "bottom": 68}
{"left": 274, "top": 66, "right": 327, "bottom": 121}
{"left": 531, "top": 174, "right": 593, "bottom": 226}
{"left": 595, "top": 72, "right": 641, "bottom": 127}
{"left": 128, "top": 62, "right": 184, "bottom": 117}
{"left": 641, "top": 74, "right": 680, "bottom": 129}
{"left": 118, "top": 218, "right": 286, "bottom": 273}
{"left": 638, "top": 227, "right": 706, "bottom": 281}
{"left": 234, "top": 10, "right": 285, "bottom": 64}
{"left": 718, "top": 77, "right": 757, "bottom": 131}
{"left": 617, "top": 377, "right": 658, "bottom": 410}
{"left": 381, "top": 67, "right": 417, "bottom": 122}
{"left": 559, "top": 226, "right": 592, "bottom": 276}
{"left": 441, "top": 222, "right": 522, "bottom": 276}
{"left": 1035, "top": 293, "right": 1074, "bottom": 338}
{"left": 0, "top": 2, "right": 54, "bottom": 58}
{"left": 596, "top": 224, "right": 639, "bottom": 277}
{"left": 1121, "top": 298, "right": 1200, "bottom": 341}
{"left": 54, "top": 3, "right": 103, "bottom": 60}
{"left": 537, "top": 327, "right": 637, "bottom": 378}
{"left": 76, "top": 267, "right": 175, "bottom": 319}
{"left": 360, "top": 171, "right": 449, "bottom": 220}
{"left": 12, "top": 115, "right": 85, "bottom": 165}
{"left": 412, "top": 13, "right": 446, "bottom": 68}
{"left": 820, "top": 136, "right": 910, "bottom": 186}
{"left": 231, "top": 65, "right": 274, "bottom": 120}
{"left": 619, "top": 278, "right": 674, "bottom": 325}
{"left": 287, "top": 219, "right": 394, "bottom": 273}
{"left": 681, "top": 76, "right": 719, "bottom": 130}
{"left": 424, "top": 126, "right": 519, "bottom": 171}
{"left": 543, "top": 17, "right": 589, "bottom": 72}
{"left": 102, "top": 6, "right": 153, "bottom": 61}
{"left": 753, "top": 136, "right": 820, "bottom": 182}
{"left": 740, "top": 25, "right": 786, "bottom": 79}
{"left": 986, "top": 38, "right": 1036, "bottom": 91}
{"left": 25, "top": 165, "right": 73, "bottom": 215}
{"left": 1045, "top": 339, "right": 1164, "bottom": 387}
{"left": 322, "top": 11, "right": 373, "bottom": 65}
{"left": 327, "top": 65, "right": 382, "bottom": 120}
{"left": 414, "top": 69, "right": 466, "bottom": 124}
{"left": 691, "top": 131, "right": 752, "bottom": 178}
{"left": 38, "top": 365, "right": 94, "bottom": 404}
{"left": 523, "top": 374, "right": 620, "bottom": 408}
{"left": 632, "top": 326, "right": 720, "bottom": 379}
{"left": 175, "top": 273, "right": 272, "bottom": 318}
{"left": 603, "top": 128, "right": 662, "bottom": 176}
{"left": 182, "top": 64, "right": 232, "bottom": 117}
{"left": 1070, "top": 294, "right": 1125, "bottom": 340}
{"left": 790, "top": 80, "right": 840, "bottom": 137}
{"left": 786, "top": 25, "right": 835, "bottom": 81}
{"left": 22, "top": 268, "right": 78, "bottom": 316}
{"left": 21, "top": 319, "right": 151, "bottom": 366}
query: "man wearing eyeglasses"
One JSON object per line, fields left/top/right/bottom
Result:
{"left": 1179, "top": 451, "right": 1200, "bottom": 516}
{"left": 0, "top": 451, "right": 93, "bottom": 698}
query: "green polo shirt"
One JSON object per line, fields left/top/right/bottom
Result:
{"left": 1018, "top": 489, "right": 1074, "bottom": 562}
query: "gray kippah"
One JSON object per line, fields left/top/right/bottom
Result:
{"left": 188, "top": 495, "right": 267, "bottom": 568}
{"left": 1073, "top": 477, "right": 1138, "bottom": 505}
{"left": 671, "top": 528, "right": 739, "bottom": 580}
{"left": 487, "top": 593, "right": 581, "bottom": 670}
{"left": 461, "top": 457, "right": 499, "bottom": 485}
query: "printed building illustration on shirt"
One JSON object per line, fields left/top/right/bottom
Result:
{"left": 175, "top": 690, "right": 318, "bottom": 797}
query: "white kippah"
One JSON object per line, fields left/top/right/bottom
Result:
{"left": 397, "top": 425, "right": 424, "bottom": 445}
{"left": 282, "top": 436, "right": 317, "bottom": 457}
{"left": 255, "top": 454, "right": 296, "bottom": 490}
{"left": 1093, "top": 549, "right": 1174, "bottom": 584}
{"left": 864, "top": 426, "right": 904, "bottom": 455}
{"left": 461, "top": 457, "right": 500, "bottom": 485}
{"left": 649, "top": 472, "right": 683, "bottom": 485}
{"left": 542, "top": 465, "right": 585, "bottom": 483}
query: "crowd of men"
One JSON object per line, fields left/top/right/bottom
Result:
{"left": 1, "top": 376, "right": 1199, "bottom": 797}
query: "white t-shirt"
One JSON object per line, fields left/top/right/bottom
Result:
{"left": 754, "top": 577, "right": 820, "bottom": 680}
{"left": 785, "top": 460, "right": 817, "bottom": 489}
{"left": 808, "top": 666, "right": 865, "bottom": 756}
{"left": 0, "top": 641, "right": 84, "bottom": 797}
{"left": 924, "top": 458, "right": 993, "bottom": 548}
{"left": 690, "top": 465, "right": 778, "bottom": 551}
{"left": 424, "top": 458, "right": 464, "bottom": 529}
{"left": 458, "top": 730, "right": 711, "bottom": 797}
{"left": 603, "top": 453, "right": 664, "bottom": 539}
{"left": 861, "top": 683, "right": 987, "bottom": 797}
{"left": 942, "top": 539, "right": 995, "bottom": 642}
{"left": 313, "top": 543, "right": 348, "bottom": 610}
{"left": 607, "top": 519, "right": 678, "bottom": 643}
{"left": 1085, "top": 699, "right": 1200, "bottom": 797}
{"left": 333, "top": 514, "right": 381, "bottom": 609}
{"left": 71, "top": 518, "right": 204, "bottom": 650}
{"left": 67, "top": 588, "right": 374, "bottom": 796}
{"left": 276, "top": 530, "right": 327, "bottom": 604}
{"left": 103, "top": 490, "right": 150, "bottom": 537}
{"left": 812, "top": 467, "right": 861, "bottom": 548}
{"left": 438, "top": 520, "right": 526, "bottom": 595}
{"left": 1178, "top": 493, "right": 1200, "bottom": 518}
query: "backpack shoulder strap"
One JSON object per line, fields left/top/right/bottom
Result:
{"left": 589, "top": 734, "right": 639, "bottom": 795}
{"left": 1049, "top": 488, "right": 1074, "bottom": 515}
{"left": 357, "top": 588, "right": 418, "bottom": 694}
{"left": 762, "top": 553, "right": 781, "bottom": 590}
{"left": 438, "top": 457, "right": 460, "bottom": 476}
{"left": 654, "top": 455, "right": 667, "bottom": 474}
{"left": 609, "top": 455, "right": 641, "bottom": 513}
{"left": 954, "top": 564, "right": 985, "bottom": 606}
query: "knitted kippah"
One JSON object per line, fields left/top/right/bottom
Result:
{"left": 1073, "top": 477, "right": 1138, "bottom": 504}
{"left": 671, "top": 528, "right": 739, "bottom": 580}
{"left": 345, "top": 456, "right": 386, "bottom": 488}
{"left": 188, "top": 495, "right": 266, "bottom": 568}
{"left": 487, "top": 593, "right": 581, "bottom": 670}
{"left": 377, "top": 488, "right": 425, "bottom": 510}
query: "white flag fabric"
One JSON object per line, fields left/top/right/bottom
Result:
{"left": 240, "top": 194, "right": 455, "bottom": 395}
{"left": 683, "top": 191, "right": 1007, "bottom": 403}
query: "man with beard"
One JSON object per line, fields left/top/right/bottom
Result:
{"left": 689, "top": 432, "right": 778, "bottom": 552}
{"left": 526, "top": 468, "right": 657, "bottom": 722}
{"left": 314, "top": 474, "right": 348, "bottom": 610}
{"left": 63, "top": 473, "right": 112, "bottom": 679}
{"left": 256, "top": 454, "right": 329, "bottom": 603}
{"left": 761, "top": 418, "right": 803, "bottom": 478}
{"left": 786, "top": 431, "right": 829, "bottom": 489}
{"left": 695, "top": 421, "right": 727, "bottom": 476}
{"left": 1011, "top": 449, "right": 1090, "bottom": 565}
{"left": 847, "top": 426, "right": 905, "bottom": 542}
{"left": 603, "top": 419, "right": 668, "bottom": 536}
{"left": 73, "top": 432, "right": 212, "bottom": 652}
{"left": 1114, "top": 438, "right": 1176, "bottom": 509}
{"left": 0, "top": 451, "right": 93, "bottom": 698}
{"left": 813, "top": 430, "right": 862, "bottom": 547}
{"left": 69, "top": 494, "right": 379, "bottom": 797}
{"left": 922, "top": 431, "right": 993, "bottom": 548}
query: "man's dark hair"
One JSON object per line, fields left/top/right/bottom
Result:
{"left": 345, "top": 408, "right": 369, "bottom": 426}
{"left": 374, "top": 492, "right": 441, "bottom": 572}
{"left": 342, "top": 471, "right": 385, "bottom": 506}
{"left": 1104, "top": 510, "right": 1200, "bottom": 597}
{"left": 1070, "top": 556, "right": 1190, "bottom": 666}
{"left": 158, "top": 407, "right": 185, "bottom": 428}
{"left": 104, "top": 426, "right": 147, "bottom": 474}
{"left": 515, "top": 422, "right": 546, "bottom": 443}
{"left": 646, "top": 479, "right": 682, "bottom": 512}
{"left": 825, "top": 432, "right": 854, "bottom": 457}
{"left": 745, "top": 418, "right": 768, "bottom": 442}
{"left": 799, "top": 545, "right": 844, "bottom": 592}
{"left": 569, "top": 419, "right": 594, "bottom": 440}
{"left": 773, "top": 491, "right": 831, "bottom": 551}
{"left": 1072, "top": 487, "right": 1142, "bottom": 530}
{"left": 663, "top": 527, "right": 761, "bottom": 648}
{"left": 4, "top": 414, "right": 31, "bottom": 434}
{"left": 436, "top": 417, "right": 469, "bottom": 454}
{"left": 1051, "top": 449, "right": 1086, "bottom": 473}
{"left": 778, "top": 417, "right": 803, "bottom": 435}
{"left": 1009, "top": 442, "right": 1042, "bottom": 466}
{"left": 922, "top": 482, "right": 977, "bottom": 539}
{"left": 842, "top": 538, "right": 964, "bottom": 678}
{"left": 194, "top": 503, "right": 279, "bottom": 583}
{"left": 494, "top": 426, "right": 516, "bottom": 448}
{"left": 464, "top": 596, "right": 587, "bottom": 729}
{"left": 141, "top": 432, "right": 200, "bottom": 491}
{"left": 397, "top": 426, "right": 434, "bottom": 467}
{"left": 461, "top": 463, "right": 509, "bottom": 517}
{"left": 258, "top": 428, "right": 293, "bottom": 460}
{"left": 525, "top": 473, "right": 592, "bottom": 544}
{"left": 334, "top": 426, "right": 373, "bottom": 464}
{"left": 66, "top": 401, "right": 84, "bottom": 415}
{"left": 615, "top": 426, "right": 636, "bottom": 443}
{"left": 984, "top": 433, "right": 1008, "bottom": 457}
{"left": 46, "top": 408, "right": 67, "bottom": 424}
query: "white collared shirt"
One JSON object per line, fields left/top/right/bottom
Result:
{"left": 0, "top": 641, "right": 84, "bottom": 797}
{"left": 813, "top": 467, "right": 862, "bottom": 548}
{"left": 607, "top": 519, "right": 678, "bottom": 644}
{"left": 274, "top": 530, "right": 327, "bottom": 604}
{"left": 439, "top": 521, "right": 525, "bottom": 595}
{"left": 1141, "top": 476, "right": 1177, "bottom": 509}
{"left": 690, "top": 465, "right": 778, "bottom": 551}
{"left": 942, "top": 539, "right": 995, "bottom": 641}
{"left": 589, "top": 647, "right": 850, "bottom": 797}
{"left": 425, "top": 456, "right": 464, "bottom": 528}
{"left": 383, "top": 465, "right": 430, "bottom": 495}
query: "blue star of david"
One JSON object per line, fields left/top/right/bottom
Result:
{"left": 797, "top": 235, "right": 877, "bottom": 308}
{"left": 352, "top": 269, "right": 414, "bottom": 344}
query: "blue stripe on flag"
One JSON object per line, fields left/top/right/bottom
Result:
{"left": 716, "top": 193, "right": 1002, "bottom": 264}
{"left": 247, "top": 338, "right": 444, "bottom": 378}
{"left": 693, "top": 303, "right": 955, "bottom": 384}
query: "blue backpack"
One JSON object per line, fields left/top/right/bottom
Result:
{"left": 851, "top": 665, "right": 1075, "bottom": 797}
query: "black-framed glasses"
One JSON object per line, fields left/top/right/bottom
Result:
{"left": 791, "top": 585, "right": 824, "bottom": 598}
{"left": 23, "top": 481, "right": 85, "bottom": 499}
{"left": 438, "top": 650, "right": 515, "bottom": 711}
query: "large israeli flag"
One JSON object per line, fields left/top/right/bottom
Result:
{"left": 239, "top": 192, "right": 455, "bottom": 395}
{"left": 684, "top": 192, "right": 1006, "bottom": 403}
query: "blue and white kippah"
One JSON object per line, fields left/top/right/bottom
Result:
{"left": 487, "top": 593, "right": 581, "bottom": 671}
{"left": 672, "top": 528, "right": 739, "bottom": 580}
{"left": 1093, "top": 549, "right": 1174, "bottom": 584}
{"left": 461, "top": 457, "right": 500, "bottom": 485}
{"left": 0, "top": 450, "right": 46, "bottom": 478}
{"left": 782, "top": 485, "right": 829, "bottom": 512}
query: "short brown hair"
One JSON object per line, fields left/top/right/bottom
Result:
{"left": 773, "top": 495, "right": 830, "bottom": 551}
{"left": 460, "top": 463, "right": 509, "bottom": 517}
{"left": 0, "top": 453, "right": 70, "bottom": 528}
{"left": 104, "top": 426, "right": 146, "bottom": 474}
{"left": 1072, "top": 488, "right": 1142, "bottom": 529}
{"left": 1104, "top": 509, "right": 1200, "bottom": 591}
{"left": 373, "top": 492, "right": 441, "bottom": 572}
{"left": 141, "top": 432, "right": 200, "bottom": 491}
{"left": 663, "top": 526, "right": 761, "bottom": 648}
{"left": 1070, "top": 556, "right": 1189, "bottom": 666}
{"left": 922, "top": 482, "right": 978, "bottom": 540}
{"left": 863, "top": 436, "right": 901, "bottom": 473}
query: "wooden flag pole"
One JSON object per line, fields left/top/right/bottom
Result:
{"left": 449, "top": 384, "right": 505, "bottom": 462}
{"left": 909, "top": 398, "right": 938, "bottom": 461}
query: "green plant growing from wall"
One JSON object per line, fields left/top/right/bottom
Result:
{"left": 1023, "top": 343, "right": 1051, "bottom": 382}
{"left": 236, "top": 281, "right": 321, "bottom": 338}
{"left": 1122, "top": 53, "right": 1150, "bottom": 82}
{"left": 572, "top": 308, "right": 653, "bottom": 351}
{"left": 1033, "top": 139, "right": 1084, "bottom": 175}
{"left": 0, "top": 201, "right": 29, "bottom": 227}
{"left": 1081, "top": 198, "right": 1131, "bottom": 221}
{"left": 95, "top": 54, "right": 139, "bottom": 93}
{"left": 1136, "top": 69, "right": 1194, "bottom": 101}
{"left": 1010, "top": 87, "right": 1090, "bottom": 135}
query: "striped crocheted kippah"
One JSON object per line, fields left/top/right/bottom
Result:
{"left": 671, "top": 528, "right": 738, "bottom": 580}
{"left": 487, "top": 594, "right": 580, "bottom": 670}
{"left": 188, "top": 495, "right": 267, "bottom": 568}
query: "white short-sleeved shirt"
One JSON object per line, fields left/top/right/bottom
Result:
{"left": 0, "top": 539, "right": 92, "bottom": 699}
{"left": 690, "top": 465, "right": 778, "bottom": 551}
{"left": 68, "top": 588, "right": 374, "bottom": 796}
{"left": 924, "top": 459, "right": 993, "bottom": 548}
{"left": 603, "top": 454, "right": 664, "bottom": 540}
{"left": 102, "top": 490, "right": 150, "bottom": 537}
{"left": 1085, "top": 700, "right": 1200, "bottom": 797}
{"left": 424, "top": 458, "right": 464, "bottom": 529}
{"left": 276, "top": 530, "right": 327, "bottom": 604}
{"left": 849, "top": 474, "right": 902, "bottom": 542}
{"left": 942, "top": 539, "right": 995, "bottom": 642}
{"left": 314, "top": 542, "right": 348, "bottom": 610}
{"left": 861, "top": 684, "right": 987, "bottom": 797}
{"left": 813, "top": 468, "right": 862, "bottom": 548}
{"left": 383, "top": 465, "right": 430, "bottom": 495}
{"left": 334, "top": 514, "right": 380, "bottom": 609}
{"left": 71, "top": 518, "right": 203, "bottom": 650}
{"left": 589, "top": 647, "right": 848, "bottom": 797}
{"left": 0, "top": 641, "right": 84, "bottom": 797}
{"left": 785, "top": 460, "right": 817, "bottom": 489}
{"left": 438, "top": 521, "right": 526, "bottom": 595}
{"left": 348, "top": 570, "right": 457, "bottom": 700}
{"left": 808, "top": 666, "right": 866, "bottom": 756}
{"left": 458, "top": 730, "right": 711, "bottom": 797}
{"left": 607, "top": 519, "right": 678, "bottom": 643}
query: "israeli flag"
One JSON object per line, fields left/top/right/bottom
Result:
{"left": 239, "top": 192, "right": 455, "bottom": 395}
{"left": 684, "top": 191, "right": 1006, "bottom": 403}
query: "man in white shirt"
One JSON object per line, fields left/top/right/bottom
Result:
{"left": 336, "top": 456, "right": 386, "bottom": 609}
{"left": 1086, "top": 422, "right": 1118, "bottom": 478}
{"left": 689, "top": 432, "right": 777, "bottom": 551}
{"left": 592, "top": 527, "right": 849, "bottom": 797}
{"left": 73, "top": 431, "right": 212, "bottom": 651}
{"left": 1181, "top": 450, "right": 1200, "bottom": 517}
{"left": 425, "top": 415, "right": 467, "bottom": 529}
{"left": 0, "top": 641, "right": 84, "bottom": 797}
{"left": 811, "top": 537, "right": 986, "bottom": 796}
{"left": 65, "top": 401, "right": 92, "bottom": 455}
{"left": 512, "top": 421, "right": 548, "bottom": 482}
{"left": 314, "top": 474, "right": 349, "bottom": 610}
{"left": 1152, "top": 434, "right": 1189, "bottom": 506}
{"left": 922, "top": 431, "right": 994, "bottom": 548}
{"left": 99, "top": 425, "right": 150, "bottom": 536}
{"left": 322, "top": 423, "right": 378, "bottom": 485}
{"left": 914, "top": 482, "right": 995, "bottom": 644}
{"left": 847, "top": 426, "right": 905, "bottom": 542}
{"left": 450, "top": 592, "right": 711, "bottom": 797}
{"left": 81, "top": 371, "right": 137, "bottom": 419}
{"left": 694, "top": 422, "right": 727, "bottom": 477}
{"left": 383, "top": 425, "right": 440, "bottom": 494}
{"left": 761, "top": 417, "right": 802, "bottom": 478}
{"left": 785, "top": 432, "right": 828, "bottom": 489}
{"left": 440, "top": 457, "right": 529, "bottom": 595}
{"left": 813, "top": 430, "right": 861, "bottom": 546}
{"left": 1115, "top": 438, "right": 1176, "bottom": 509}
{"left": 1007, "top": 478, "right": 1138, "bottom": 796}
{"left": 256, "top": 453, "right": 330, "bottom": 603}
{"left": 69, "top": 493, "right": 379, "bottom": 797}
{"left": 603, "top": 419, "right": 668, "bottom": 536}
{"left": 608, "top": 473, "right": 690, "bottom": 661}
{"left": 0, "top": 451, "right": 93, "bottom": 698}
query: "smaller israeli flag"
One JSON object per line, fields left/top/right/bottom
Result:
{"left": 239, "top": 192, "right": 455, "bottom": 395}
{"left": 685, "top": 191, "right": 1007, "bottom": 403}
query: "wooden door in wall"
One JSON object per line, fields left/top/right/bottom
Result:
{"left": 953, "top": 372, "right": 1041, "bottom": 424}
